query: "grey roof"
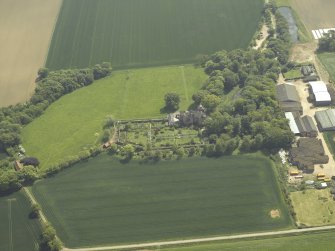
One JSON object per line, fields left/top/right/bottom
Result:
{"left": 279, "top": 101, "right": 303, "bottom": 113}
{"left": 315, "top": 109, "right": 335, "bottom": 129}
{"left": 276, "top": 84, "right": 300, "bottom": 102}
{"left": 295, "top": 115, "right": 318, "bottom": 133}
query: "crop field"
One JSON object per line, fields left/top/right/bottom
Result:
{"left": 0, "top": 0, "right": 61, "bottom": 107}
{"left": 32, "top": 154, "right": 292, "bottom": 247}
{"left": 22, "top": 65, "right": 206, "bottom": 169}
{"left": 163, "top": 231, "right": 335, "bottom": 251}
{"left": 0, "top": 191, "right": 41, "bottom": 251}
{"left": 46, "top": 0, "right": 263, "bottom": 70}
{"left": 318, "top": 53, "right": 335, "bottom": 83}
{"left": 291, "top": 0, "right": 335, "bottom": 30}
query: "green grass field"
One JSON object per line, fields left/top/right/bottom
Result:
{"left": 32, "top": 154, "right": 292, "bottom": 248}
{"left": 22, "top": 65, "right": 206, "bottom": 168}
{"left": 324, "top": 132, "right": 335, "bottom": 159}
{"left": 290, "top": 189, "right": 335, "bottom": 226}
{"left": 0, "top": 191, "right": 41, "bottom": 251}
{"left": 319, "top": 53, "right": 335, "bottom": 82}
{"left": 46, "top": 0, "right": 263, "bottom": 70}
{"left": 162, "top": 231, "right": 335, "bottom": 251}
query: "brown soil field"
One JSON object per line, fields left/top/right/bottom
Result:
{"left": 291, "top": 0, "right": 335, "bottom": 30}
{"left": 0, "top": 0, "right": 62, "bottom": 107}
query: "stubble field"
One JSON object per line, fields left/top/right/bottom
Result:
{"left": 291, "top": 0, "right": 335, "bottom": 30}
{"left": 32, "top": 154, "right": 292, "bottom": 247}
{"left": 46, "top": 0, "right": 263, "bottom": 70}
{"left": 0, "top": 0, "right": 62, "bottom": 107}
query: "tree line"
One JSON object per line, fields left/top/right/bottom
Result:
{"left": 191, "top": 4, "right": 294, "bottom": 157}
{"left": 0, "top": 62, "right": 112, "bottom": 194}
{"left": 318, "top": 30, "right": 335, "bottom": 52}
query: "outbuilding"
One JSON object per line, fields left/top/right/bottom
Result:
{"left": 276, "top": 83, "right": 302, "bottom": 113}
{"left": 309, "top": 81, "right": 332, "bottom": 106}
{"left": 285, "top": 112, "right": 300, "bottom": 135}
{"left": 285, "top": 112, "right": 318, "bottom": 137}
{"left": 295, "top": 115, "right": 318, "bottom": 137}
{"left": 315, "top": 109, "right": 335, "bottom": 131}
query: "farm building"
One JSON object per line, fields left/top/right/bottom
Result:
{"left": 285, "top": 112, "right": 299, "bottom": 135}
{"left": 303, "top": 75, "right": 319, "bottom": 82}
{"left": 168, "top": 112, "right": 180, "bottom": 126}
{"left": 295, "top": 115, "right": 318, "bottom": 137}
{"left": 276, "top": 83, "right": 302, "bottom": 113}
{"left": 308, "top": 81, "right": 331, "bottom": 106}
{"left": 315, "top": 109, "right": 335, "bottom": 131}
{"left": 289, "top": 138, "right": 328, "bottom": 172}
{"left": 178, "top": 110, "right": 206, "bottom": 127}
{"left": 301, "top": 65, "right": 313, "bottom": 76}
{"left": 168, "top": 105, "right": 206, "bottom": 127}
{"left": 285, "top": 112, "right": 318, "bottom": 137}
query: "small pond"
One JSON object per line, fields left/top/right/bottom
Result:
{"left": 278, "top": 7, "right": 298, "bottom": 43}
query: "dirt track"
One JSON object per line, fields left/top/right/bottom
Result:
{"left": 62, "top": 225, "right": 335, "bottom": 251}
{"left": 0, "top": 0, "right": 62, "bottom": 107}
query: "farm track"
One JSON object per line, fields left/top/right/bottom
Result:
{"left": 23, "top": 188, "right": 47, "bottom": 223}
{"left": 62, "top": 225, "right": 335, "bottom": 251}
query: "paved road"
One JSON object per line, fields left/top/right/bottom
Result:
{"left": 62, "top": 225, "right": 335, "bottom": 251}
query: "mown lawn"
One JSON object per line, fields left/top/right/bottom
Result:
{"left": 32, "top": 154, "right": 292, "bottom": 248}
{"left": 0, "top": 191, "right": 41, "bottom": 251}
{"left": 46, "top": 0, "right": 263, "bottom": 70}
{"left": 290, "top": 189, "right": 335, "bottom": 226}
{"left": 162, "top": 231, "right": 335, "bottom": 251}
{"left": 21, "top": 65, "right": 206, "bottom": 169}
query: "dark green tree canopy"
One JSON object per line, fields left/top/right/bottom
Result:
{"left": 164, "top": 92, "right": 180, "bottom": 112}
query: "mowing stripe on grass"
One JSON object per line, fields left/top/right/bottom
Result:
{"left": 180, "top": 66, "right": 189, "bottom": 104}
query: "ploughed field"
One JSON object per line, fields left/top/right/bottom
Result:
{"left": 0, "top": 191, "right": 41, "bottom": 251}
{"left": 21, "top": 65, "right": 206, "bottom": 169}
{"left": 32, "top": 154, "right": 292, "bottom": 248}
{"left": 46, "top": 0, "right": 263, "bottom": 70}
